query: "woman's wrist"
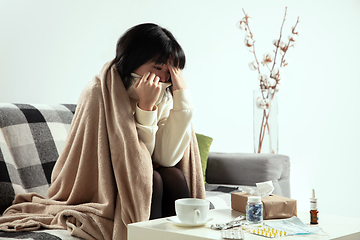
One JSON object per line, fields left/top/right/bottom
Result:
{"left": 138, "top": 102, "right": 156, "bottom": 111}
{"left": 135, "top": 103, "right": 157, "bottom": 126}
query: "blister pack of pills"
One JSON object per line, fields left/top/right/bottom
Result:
{"left": 210, "top": 216, "right": 246, "bottom": 239}
{"left": 249, "top": 226, "right": 287, "bottom": 238}
{"left": 210, "top": 215, "right": 246, "bottom": 230}
{"left": 221, "top": 228, "right": 244, "bottom": 239}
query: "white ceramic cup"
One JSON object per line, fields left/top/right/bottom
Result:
{"left": 175, "top": 198, "right": 210, "bottom": 224}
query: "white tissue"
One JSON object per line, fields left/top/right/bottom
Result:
{"left": 240, "top": 180, "right": 275, "bottom": 197}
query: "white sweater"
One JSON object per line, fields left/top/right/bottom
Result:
{"left": 126, "top": 73, "right": 194, "bottom": 167}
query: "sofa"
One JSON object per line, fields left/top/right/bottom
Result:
{"left": 0, "top": 103, "right": 290, "bottom": 239}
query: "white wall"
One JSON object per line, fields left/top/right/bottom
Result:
{"left": 1, "top": 0, "right": 360, "bottom": 219}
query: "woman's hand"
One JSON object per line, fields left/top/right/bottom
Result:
{"left": 133, "top": 72, "right": 162, "bottom": 111}
{"left": 168, "top": 63, "right": 187, "bottom": 91}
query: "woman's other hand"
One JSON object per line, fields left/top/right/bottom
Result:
{"left": 133, "top": 72, "right": 162, "bottom": 111}
{"left": 168, "top": 63, "right": 187, "bottom": 91}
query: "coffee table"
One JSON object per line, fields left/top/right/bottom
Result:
{"left": 128, "top": 209, "right": 360, "bottom": 239}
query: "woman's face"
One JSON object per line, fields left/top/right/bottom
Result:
{"left": 134, "top": 61, "right": 171, "bottom": 83}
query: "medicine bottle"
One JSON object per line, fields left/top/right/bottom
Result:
{"left": 246, "top": 196, "right": 263, "bottom": 224}
{"left": 310, "top": 189, "right": 318, "bottom": 224}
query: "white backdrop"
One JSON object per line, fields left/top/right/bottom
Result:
{"left": 1, "top": 0, "right": 360, "bottom": 218}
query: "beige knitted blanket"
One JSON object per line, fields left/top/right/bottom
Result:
{"left": 0, "top": 61, "right": 205, "bottom": 240}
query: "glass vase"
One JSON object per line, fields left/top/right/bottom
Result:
{"left": 253, "top": 89, "right": 278, "bottom": 154}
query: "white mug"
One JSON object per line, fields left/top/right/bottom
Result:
{"left": 175, "top": 198, "right": 209, "bottom": 224}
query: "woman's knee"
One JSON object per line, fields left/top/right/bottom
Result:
{"left": 157, "top": 167, "right": 189, "bottom": 187}
{"left": 156, "top": 166, "right": 190, "bottom": 203}
{"left": 153, "top": 169, "right": 163, "bottom": 190}
{"left": 157, "top": 166, "right": 186, "bottom": 181}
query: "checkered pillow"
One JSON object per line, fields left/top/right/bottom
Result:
{"left": 0, "top": 103, "right": 76, "bottom": 214}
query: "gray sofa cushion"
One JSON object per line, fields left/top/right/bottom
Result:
{"left": 206, "top": 152, "right": 291, "bottom": 198}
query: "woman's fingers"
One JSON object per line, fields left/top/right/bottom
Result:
{"left": 133, "top": 72, "right": 162, "bottom": 111}
{"left": 134, "top": 77, "right": 140, "bottom": 87}
{"left": 167, "top": 63, "right": 187, "bottom": 90}
{"left": 153, "top": 75, "right": 160, "bottom": 85}
{"left": 141, "top": 72, "right": 151, "bottom": 82}
{"left": 141, "top": 72, "right": 161, "bottom": 85}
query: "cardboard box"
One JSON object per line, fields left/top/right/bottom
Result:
{"left": 231, "top": 192, "right": 297, "bottom": 220}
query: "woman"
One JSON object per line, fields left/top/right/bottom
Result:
{"left": 111, "top": 23, "right": 194, "bottom": 219}
{"left": 0, "top": 23, "right": 205, "bottom": 240}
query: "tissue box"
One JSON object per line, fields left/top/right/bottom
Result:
{"left": 231, "top": 192, "right": 297, "bottom": 220}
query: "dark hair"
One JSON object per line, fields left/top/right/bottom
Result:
{"left": 111, "top": 23, "right": 186, "bottom": 89}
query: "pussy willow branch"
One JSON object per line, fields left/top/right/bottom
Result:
{"left": 259, "top": 109, "right": 271, "bottom": 153}
{"left": 279, "top": 16, "right": 300, "bottom": 68}
{"left": 258, "top": 111, "right": 266, "bottom": 152}
{"left": 270, "top": 7, "right": 287, "bottom": 76}
{"left": 273, "top": 16, "right": 300, "bottom": 92}
{"left": 242, "top": 8, "right": 261, "bottom": 75}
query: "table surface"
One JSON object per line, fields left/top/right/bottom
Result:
{"left": 128, "top": 209, "right": 360, "bottom": 240}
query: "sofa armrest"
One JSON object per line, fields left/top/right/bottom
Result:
{"left": 205, "top": 152, "right": 291, "bottom": 197}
